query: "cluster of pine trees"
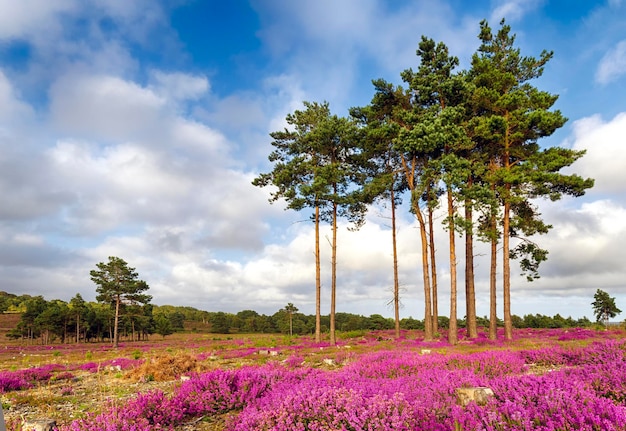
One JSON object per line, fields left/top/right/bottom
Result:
{"left": 254, "top": 20, "right": 593, "bottom": 345}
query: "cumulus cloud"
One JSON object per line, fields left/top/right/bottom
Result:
{"left": 0, "top": 71, "right": 69, "bottom": 222}
{"left": 0, "top": 0, "right": 76, "bottom": 39}
{"left": 489, "top": 0, "right": 543, "bottom": 23}
{"left": 49, "top": 74, "right": 167, "bottom": 141}
{"left": 596, "top": 40, "right": 626, "bottom": 84}
{"left": 512, "top": 198, "right": 626, "bottom": 308}
{"left": 567, "top": 112, "right": 626, "bottom": 198}
{"left": 149, "top": 71, "right": 209, "bottom": 103}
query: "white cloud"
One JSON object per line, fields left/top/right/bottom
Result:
{"left": 49, "top": 74, "right": 167, "bottom": 141}
{"left": 543, "top": 200, "right": 626, "bottom": 274}
{"left": 489, "top": 0, "right": 543, "bottom": 23}
{"left": 201, "top": 94, "right": 265, "bottom": 130}
{"left": 149, "top": 71, "right": 209, "bottom": 103}
{"left": 514, "top": 198, "right": 626, "bottom": 307}
{"left": 596, "top": 40, "right": 626, "bottom": 84}
{"left": 567, "top": 112, "right": 626, "bottom": 197}
{"left": 45, "top": 125, "right": 265, "bottom": 241}
{"left": 0, "top": 0, "right": 76, "bottom": 39}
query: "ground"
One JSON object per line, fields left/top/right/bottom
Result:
{"left": 0, "top": 331, "right": 281, "bottom": 430}
{"left": 1, "top": 318, "right": 622, "bottom": 430}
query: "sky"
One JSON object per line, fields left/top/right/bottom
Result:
{"left": 0, "top": 0, "right": 625, "bottom": 321}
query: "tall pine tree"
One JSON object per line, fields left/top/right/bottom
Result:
{"left": 468, "top": 19, "right": 593, "bottom": 340}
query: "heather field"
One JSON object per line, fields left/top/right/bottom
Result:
{"left": 1, "top": 328, "right": 625, "bottom": 430}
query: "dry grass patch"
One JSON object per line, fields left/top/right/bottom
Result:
{"left": 126, "top": 351, "right": 207, "bottom": 382}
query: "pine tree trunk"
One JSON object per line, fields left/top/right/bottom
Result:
{"left": 76, "top": 313, "right": 80, "bottom": 343}
{"left": 503, "top": 129, "right": 513, "bottom": 341}
{"left": 330, "top": 200, "right": 338, "bottom": 346}
{"left": 428, "top": 202, "right": 439, "bottom": 334}
{"left": 503, "top": 199, "right": 512, "bottom": 340}
{"left": 114, "top": 296, "right": 120, "bottom": 348}
{"left": 391, "top": 187, "right": 401, "bottom": 339}
{"left": 414, "top": 202, "right": 433, "bottom": 341}
{"left": 315, "top": 205, "right": 321, "bottom": 343}
{"left": 447, "top": 187, "right": 458, "bottom": 345}
{"left": 464, "top": 197, "right": 478, "bottom": 339}
{"left": 489, "top": 214, "right": 498, "bottom": 340}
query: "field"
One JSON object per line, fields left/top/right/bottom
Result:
{"left": 1, "top": 326, "right": 625, "bottom": 430}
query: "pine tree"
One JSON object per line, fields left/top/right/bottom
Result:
{"left": 351, "top": 80, "right": 408, "bottom": 339}
{"left": 468, "top": 19, "right": 593, "bottom": 340}
{"left": 592, "top": 289, "right": 621, "bottom": 327}
{"left": 253, "top": 101, "right": 365, "bottom": 345}
{"left": 401, "top": 36, "right": 472, "bottom": 344}
{"left": 90, "top": 256, "right": 151, "bottom": 348}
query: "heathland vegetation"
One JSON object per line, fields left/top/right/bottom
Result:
{"left": 1, "top": 325, "right": 625, "bottom": 430}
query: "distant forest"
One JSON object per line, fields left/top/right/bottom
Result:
{"left": 0, "top": 291, "right": 595, "bottom": 345}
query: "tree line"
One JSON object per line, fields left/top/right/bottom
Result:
{"left": 2, "top": 291, "right": 181, "bottom": 344}
{"left": 253, "top": 19, "right": 594, "bottom": 345}
{"left": 1, "top": 290, "right": 598, "bottom": 344}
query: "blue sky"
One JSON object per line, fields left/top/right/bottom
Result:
{"left": 1, "top": 0, "right": 626, "bottom": 321}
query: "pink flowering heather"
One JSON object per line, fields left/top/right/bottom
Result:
{"left": 235, "top": 385, "right": 420, "bottom": 431}
{"left": 452, "top": 370, "right": 626, "bottom": 430}
{"left": 64, "top": 391, "right": 176, "bottom": 431}
{"left": 0, "top": 372, "right": 31, "bottom": 392}
{"left": 0, "top": 363, "right": 69, "bottom": 392}
{"left": 60, "top": 364, "right": 312, "bottom": 431}
{"left": 169, "top": 364, "right": 312, "bottom": 417}
{"left": 58, "top": 336, "right": 626, "bottom": 431}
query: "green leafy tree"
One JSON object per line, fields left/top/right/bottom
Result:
{"left": 281, "top": 303, "right": 298, "bottom": 336}
{"left": 124, "top": 302, "right": 154, "bottom": 341}
{"left": 356, "top": 78, "right": 438, "bottom": 341}
{"left": 367, "top": 314, "right": 394, "bottom": 330}
{"left": 90, "top": 256, "right": 152, "bottom": 348}
{"left": 351, "top": 80, "right": 408, "bottom": 340}
{"left": 69, "top": 293, "right": 87, "bottom": 343}
{"left": 253, "top": 101, "right": 330, "bottom": 343}
{"left": 35, "top": 299, "right": 69, "bottom": 344}
{"left": 401, "top": 36, "right": 472, "bottom": 344}
{"left": 168, "top": 311, "right": 185, "bottom": 331}
{"left": 468, "top": 19, "right": 593, "bottom": 340}
{"left": 254, "top": 101, "right": 366, "bottom": 345}
{"left": 236, "top": 310, "right": 261, "bottom": 332}
{"left": 85, "top": 301, "right": 114, "bottom": 342}
{"left": 592, "top": 289, "right": 621, "bottom": 327}
{"left": 17, "top": 295, "right": 47, "bottom": 342}
{"left": 0, "top": 291, "right": 17, "bottom": 313}
{"left": 209, "top": 311, "right": 231, "bottom": 334}
{"left": 154, "top": 314, "right": 174, "bottom": 339}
